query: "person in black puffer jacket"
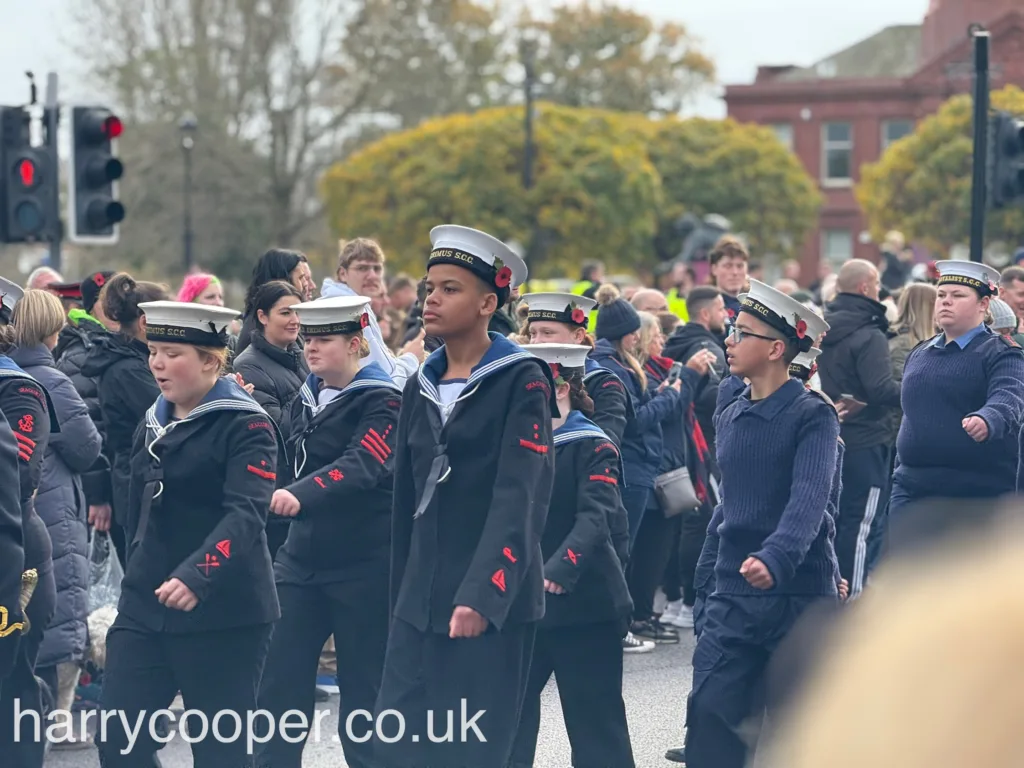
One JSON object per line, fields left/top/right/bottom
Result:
{"left": 663, "top": 286, "right": 730, "bottom": 457}
{"left": 232, "top": 281, "right": 308, "bottom": 559}
{"left": 53, "top": 271, "right": 116, "bottom": 534}
{"left": 80, "top": 273, "right": 168, "bottom": 567}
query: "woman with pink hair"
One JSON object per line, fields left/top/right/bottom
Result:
{"left": 176, "top": 273, "right": 224, "bottom": 306}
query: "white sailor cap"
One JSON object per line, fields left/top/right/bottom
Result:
{"left": 0, "top": 277, "right": 24, "bottom": 320}
{"left": 521, "top": 343, "right": 590, "bottom": 380}
{"left": 739, "top": 279, "right": 829, "bottom": 353}
{"left": 293, "top": 295, "right": 372, "bottom": 336}
{"left": 935, "top": 259, "right": 1000, "bottom": 296}
{"left": 520, "top": 292, "right": 597, "bottom": 327}
{"left": 139, "top": 301, "right": 240, "bottom": 347}
{"left": 789, "top": 347, "right": 822, "bottom": 379}
{"left": 429, "top": 225, "right": 528, "bottom": 306}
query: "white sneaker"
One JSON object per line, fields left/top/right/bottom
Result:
{"left": 661, "top": 599, "right": 683, "bottom": 624}
{"left": 622, "top": 631, "right": 655, "bottom": 654}
{"left": 669, "top": 604, "right": 694, "bottom": 629}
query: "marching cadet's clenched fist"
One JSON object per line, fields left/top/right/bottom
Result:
{"left": 270, "top": 489, "right": 301, "bottom": 517}
{"left": 962, "top": 416, "right": 989, "bottom": 442}
{"left": 155, "top": 578, "right": 198, "bottom": 611}
{"left": 740, "top": 557, "right": 774, "bottom": 590}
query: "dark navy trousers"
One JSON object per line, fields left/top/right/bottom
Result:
{"left": 685, "top": 592, "right": 821, "bottom": 768}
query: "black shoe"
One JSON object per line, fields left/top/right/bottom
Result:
{"left": 632, "top": 618, "right": 680, "bottom": 643}
{"left": 315, "top": 686, "right": 330, "bottom": 702}
{"left": 665, "top": 746, "right": 686, "bottom": 763}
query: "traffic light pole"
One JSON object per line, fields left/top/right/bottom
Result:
{"left": 969, "top": 30, "right": 990, "bottom": 264}
{"left": 45, "top": 73, "right": 62, "bottom": 273}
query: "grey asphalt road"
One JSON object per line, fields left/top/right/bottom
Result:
{"left": 43, "top": 636, "right": 695, "bottom": 767}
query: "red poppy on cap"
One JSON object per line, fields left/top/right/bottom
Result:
{"left": 549, "top": 362, "right": 561, "bottom": 379}
{"left": 494, "top": 266, "right": 512, "bottom": 289}
{"left": 360, "top": 312, "right": 370, "bottom": 329}
{"left": 93, "top": 273, "right": 106, "bottom": 287}
{"left": 795, "top": 319, "right": 808, "bottom": 339}
{"left": 571, "top": 307, "right": 586, "bottom": 324}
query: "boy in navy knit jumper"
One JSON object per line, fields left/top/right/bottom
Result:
{"left": 893, "top": 261, "right": 1024, "bottom": 512}
{"left": 681, "top": 281, "right": 839, "bottom": 768}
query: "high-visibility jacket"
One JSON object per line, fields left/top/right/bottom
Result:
{"left": 571, "top": 280, "right": 600, "bottom": 333}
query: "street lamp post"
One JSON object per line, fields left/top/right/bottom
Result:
{"left": 520, "top": 36, "right": 537, "bottom": 191}
{"left": 179, "top": 112, "right": 198, "bottom": 272}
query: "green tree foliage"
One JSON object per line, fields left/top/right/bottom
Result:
{"left": 858, "top": 86, "right": 1024, "bottom": 251}
{"left": 524, "top": 2, "right": 715, "bottom": 115}
{"left": 321, "top": 105, "right": 662, "bottom": 276}
{"left": 321, "top": 105, "right": 821, "bottom": 276}
{"left": 645, "top": 118, "right": 822, "bottom": 261}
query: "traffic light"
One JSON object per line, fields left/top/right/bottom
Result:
{"left": 0, "top": 106, "right": 55, "bottom": 243}
{"left": 68, "top": 106, "right": 125, "bottom": 243}
{"left": 989, "top": 111, "right": 1024, "bottom": 209}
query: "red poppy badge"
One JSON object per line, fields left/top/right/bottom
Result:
{"left": 493, "top": 256, "right": 512, "bottom": 289}
{"left": 360, "top": 312, "right": 370, "bottom": 329}
{"left": 571, "top": 307, "right": 586, "bottom": 324}
{"left": 93, "top": 273, "right": 106, "bottom": 287}
{"left": 795, "top": 317, "right": 807, "bottom": 339}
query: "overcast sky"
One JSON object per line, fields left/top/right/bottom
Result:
{"left": 1, "top": 0, "right": 929, "bottom": 116}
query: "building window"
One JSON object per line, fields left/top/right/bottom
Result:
{"left": 882, "top": 119, "right": 914, "bottom": 150}
{"left": 822, "top": 229, "right": 853, "bottom": 268}
{"left": 822, "top": 122, "right": 853, "bottom": 185}
{"left": 770, "top": 123, "right": 794, "bottom": 151}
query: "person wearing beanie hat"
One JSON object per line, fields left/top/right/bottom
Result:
{"left": 595, "top": 284, "right": 642, "bottom": 342}
{"left": 176, "top": 273, "right": 224, "bottom": 306}
{"left": 375, "top": 224, "right": 559, "bottom": 768}
{"left": 891, "top": 260, "right": 1024, "bottom": 520}
{"left": 590, "top": 284, "right": 691, "bottom": 553}
{"left": 679, "top": 279, "right": 840, "bottom": 768}
{"left": 987, "top": 296, "right": 1018, "bottom": 336}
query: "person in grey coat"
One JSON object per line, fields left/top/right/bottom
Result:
{"left": 10, "top": 290, "right": 102, "bottom": 747}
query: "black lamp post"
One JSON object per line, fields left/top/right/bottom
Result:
{"left": 179, "top": 112, "right": 198, "bottom": 272}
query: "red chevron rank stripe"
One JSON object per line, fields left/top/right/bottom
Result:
{"left": 14, "top": 432, "right": 34, "bottom": 462}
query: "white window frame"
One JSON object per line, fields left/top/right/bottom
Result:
{"left": 821, "top": 229, "right": 853, "bottom": 269}
{"left": 770, "top": 123, "right": 794, "bottom": 151}
{"left": 881, "top": 119, "right": 914, "bottom": 151}
{"left": 822, "top": 122, "right": 853, "bottom": 187}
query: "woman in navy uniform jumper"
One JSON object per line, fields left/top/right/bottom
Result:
{"left": 0, "top": 278, "right": 57, "bottom": 768}
{"left": 374, "top": 225, "right": 556, "bottom": 768}
{"left": 97, "top": 302, "right": 282, "bottom": 768}
{"left": 891, "top": 260, "right": 1024, "bottom": 516}
{"left": 682, "top": 280, "right": 839, "bottom": 768}
{"left": 509, "top": 343, "right": 634, "bottom": 768}
{"left": 519, "top": 292, "right": 631, "bottom": 446}
{"left": 255, "top": 295, "right": 401, "bottom": 768}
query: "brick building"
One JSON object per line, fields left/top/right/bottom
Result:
{"left": 725, "top": 0, "right": 1024, "bottom": 277}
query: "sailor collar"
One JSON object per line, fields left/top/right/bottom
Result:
{"left": 418, "top": 332, "right": 541, "bottom": 409}
{"left": 299, "top": 361, "right": 401, "bottom": 417}
{"left": 146, "top": 376, "right": 267, "bottom": 436}
{"left": 553, "top": 410, "right": 611, "bottom": 446}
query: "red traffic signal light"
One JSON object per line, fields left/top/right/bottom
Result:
{"left": 103, "top": 116, "right": 123, "bottom": 139}
{"left": 17, "top": 158, "right": 36, "bottom": 187}
{"left": 69, "top": 106, "right": 125, "bottom": 243}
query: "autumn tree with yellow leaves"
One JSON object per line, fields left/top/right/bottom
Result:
{"left": 322, "top": 105, "right": 821, "bottom": 276}
{"left": 858, "top": 86, "right": 1024, "bottom": 252}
